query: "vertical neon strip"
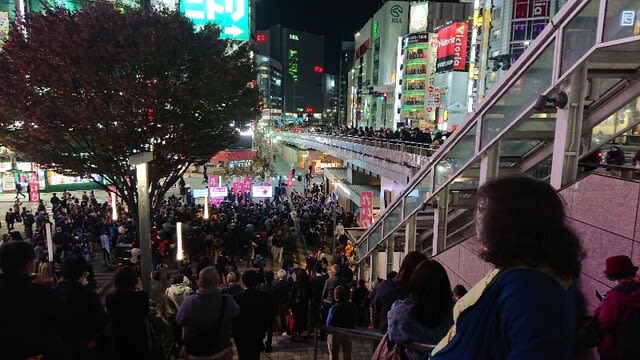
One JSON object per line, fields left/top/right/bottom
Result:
{"left": 176, "top": 222, "right": 183, "bottom": 261}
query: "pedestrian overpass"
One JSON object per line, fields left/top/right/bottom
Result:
{"left": 348, "top": 0, "right": 640, "bottom": 281}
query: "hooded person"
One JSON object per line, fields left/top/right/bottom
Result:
{"left": 594, "top": 255, "right": 640, "bottom": 360}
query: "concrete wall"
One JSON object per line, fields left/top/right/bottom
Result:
{"left": 433, "top": 173, "right": 640, "bottom": 312}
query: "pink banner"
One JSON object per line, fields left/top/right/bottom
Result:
{"left": 360, "top": 191, "right": 373, "bottom": 228}
{"left": 232, "top": 182, "right": 243, "bottom": 195}
{"left": 243, "top": 177, "right": 252, "bottom": 193}
{"left": 208, "top": 175, "right": 218, "bottom": 188}
{"left": 29, "top": 169, "right": 40, "bottom": 203}
{"left": 208, "top": 175, "right": 219, "bottom": 204}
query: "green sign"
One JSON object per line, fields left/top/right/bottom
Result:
{"left": 180, "top": 0, "right": 250, "bottom": 41}
{"left": 372, "top": 20, "right": 379, "bottom": 38}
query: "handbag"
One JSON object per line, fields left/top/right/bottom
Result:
{"left": 287, "top": 309, "right": 295, "bottom": 334}
{"left": 371, "top": 333, "right": 407, "bottom": 360}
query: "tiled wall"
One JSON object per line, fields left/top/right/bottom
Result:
{"left": 433, "top": 173, "right": 640, "bottom": 312}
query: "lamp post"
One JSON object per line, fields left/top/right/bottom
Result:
{"left": 176, "top": 222, "right": 184, "bottom": 261}
{"left": 204, "top": 193, "right": 210, "bottom": 219}
{"left": 129, "top": 151, "right": 153, "bottom": 294}
{"left": 111, "top": 192, "right": 118, "bottom": 221}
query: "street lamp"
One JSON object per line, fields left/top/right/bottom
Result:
{"left": 204, "top": 193, "right": 210, "bottom": 219}
{"left": 111, "top": 192, "right": 118, "bottom": 221}
{"left": 129, "top": 151, "right": 153, "bottom": 293}
{"left": 176, "top": 222, "right": 184, "bottom": 261}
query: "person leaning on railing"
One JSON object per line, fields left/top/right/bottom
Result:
{"left": 387, "top": 260, "right": 453, "bottom": 360}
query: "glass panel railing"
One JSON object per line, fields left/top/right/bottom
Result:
{"left": 499, "top": 140, "right": 544, "bottom": 157}
{"left": 561, "top": 0, "right": 599, "bottom": 75}
{"left": 383, "top": 206, "right": 402, "bottom": 237}
{"left": 404, "top": 172, "right": 432, "bottom": 216}
{"left": 603, "top": 0, "right": 640, "bottom": 42}
{"left": 525, "top": 155, "right": 553, "bottom": 179}
{"left": 368, "top": 226, "right": 383, "bottom": 253}
{"left": 435, "top": 125, "right": 477, "bottom": 189}
{"left": 591, "top": 94, "right": 640, "bottom": 148}
{"left": 443, "top": 160, "right": 480, "bottom": 250}
{"left": 481, "top": 42, "right": 555, "bottom": 149}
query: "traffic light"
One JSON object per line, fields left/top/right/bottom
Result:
{"left": 380, "top": 92, "right": 388, "bottom": 101}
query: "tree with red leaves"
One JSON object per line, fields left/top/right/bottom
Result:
{"left": 0, "top": 4, "right": 260, "bottom": 219}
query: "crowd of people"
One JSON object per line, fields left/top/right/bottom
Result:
{"left": 317, "top": 125, "right": 453, "bottom": 147}
{"left": 2, "top": 174, "right": 640, "bottom": 360}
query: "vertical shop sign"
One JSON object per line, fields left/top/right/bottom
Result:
{"left": 360, "top": 191, "right": 373, "bottom": 228}
{"left": 29, "top": 167, "right": 40, "bottom": 203}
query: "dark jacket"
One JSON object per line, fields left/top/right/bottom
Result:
{"left": 0, "top": 275, "right": 62, "bottom": 359}
{"left": 371, "top": 279, "right": 402, "bottom": 332}
{"left": 430, "top": 269, "right": 579, "bottom": 360}
{"left": 274, "top": 279, "right": 292, "bottom": 305}
{"left": 310, "top": 273, "right": 328, "bottom": 324}
{"left": 596, "top": 281, "right": 640, "bottom": 359}
{"left": 233, "top": 288, "right": 272, "bottom": 347}
{"left": 321, "top": 275, "right": 345, "bottom": 303}
{"left": 326, "top": 301, "right": 357, "bottom": 328}
{"left": 106, "top": 290, "right": 151, "bottom": 358}
{"left": 53, "top": 280, "right": 108, "bottom": 359}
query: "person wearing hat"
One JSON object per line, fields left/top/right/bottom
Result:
{"left": 595, "top": 255, "right": 640, "bottom": 359}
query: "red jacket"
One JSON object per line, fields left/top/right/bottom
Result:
{"left": 596, "top": 281, "right": 640, "bottom": 358}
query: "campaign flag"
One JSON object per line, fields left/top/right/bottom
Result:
{"left": 232, "top": 182, "right": 243, "bottom": 195}
{"left": 208, "top": 175, "right": 219, "bottom": 204}
{"left": 360, "top": 191, "right": 373, "bottom": 228}
{"left": 243, "top": 177, "right": 252, "bottom": 192}
{"left": 29, "top": 168, "right": 40, "bottom": 203}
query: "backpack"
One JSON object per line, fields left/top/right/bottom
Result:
{"left": 183, "top": 295, "right": 227, "bottom": 356}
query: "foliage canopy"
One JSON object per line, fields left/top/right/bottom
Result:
{"left": 0, "top": 3, "right": 260, "bottom": 215}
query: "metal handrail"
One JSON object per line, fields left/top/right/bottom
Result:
{"left": 312, "top": 325, "right": 435, "bottom": 360}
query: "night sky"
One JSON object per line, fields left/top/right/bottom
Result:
{"left": 255, "top": 0, "right": 385, "bottom": 74}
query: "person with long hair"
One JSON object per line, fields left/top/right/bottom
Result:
{"left": 388, "top": 259, "right": 453, "bottom": 360}
{"left": 371, "top": 251, "right": 427, "bottom": 333}
{"left": 34, "top": 261, "right": 55, "bottom": 287}
{"left": 431, "top": 175, "right": 586, "bottom": 359}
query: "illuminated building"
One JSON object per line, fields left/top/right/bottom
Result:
{"left": 256, "top": 26, "right": 325, "bottom": 122}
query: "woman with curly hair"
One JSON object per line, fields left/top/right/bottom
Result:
{"left": 430, "top": 175, "right": 586, "bottom": 360}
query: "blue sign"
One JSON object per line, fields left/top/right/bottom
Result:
{"left": 180, "top": 0, "right": 249, "bottom": 41}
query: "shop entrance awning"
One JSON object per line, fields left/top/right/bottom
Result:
{"left": 210, "top": 150, "right": 256, "bottom": 163}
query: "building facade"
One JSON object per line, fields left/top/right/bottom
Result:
{"left": 256, "top": 25, "right": 325, "bottom": 122}
{"left": 337, "top": 41, "right": 354, "bottom": 126}
{"left": 349, "top": 1, "right": 410, "bottom": 130}
{"left": 256, "top": 55, "right": 283, "bottom": 126}
{"left": 322, "top": 73, "right": 338, "bottom": 124}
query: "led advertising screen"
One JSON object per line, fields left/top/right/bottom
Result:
{"left": 192, "top": 189, "right": 208, "bottom": 198}
{"left": 252, "top": 185, "right": 273, "bottom": 198}
{"left": 210, "top": 186, "right": 229, "bottom": 198}
{"left": 436, "top": 22, "right": 469, "bottom": 73}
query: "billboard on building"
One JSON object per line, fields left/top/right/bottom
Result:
{"left": 409, "top": 2, "right": 429, "bottom": 34}
{"left": 436, "top": 22, "right": 469, "bottom": 73}
{"left": 180, "top": 0, "right": 250, "bottom": 41}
